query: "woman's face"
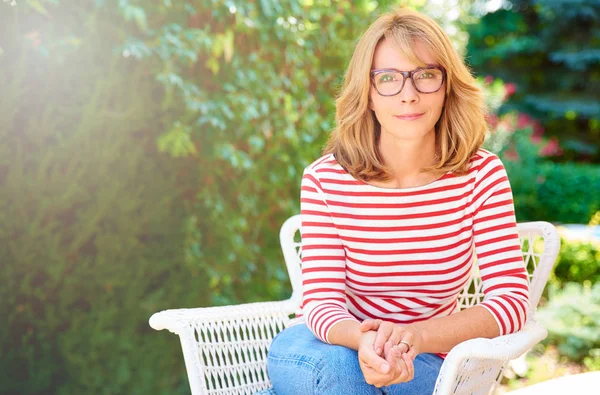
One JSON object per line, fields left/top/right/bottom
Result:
{"left": 369, "top": 38, "right": 446, "bottom": 143}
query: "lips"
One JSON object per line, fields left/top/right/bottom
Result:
{"left": 394, "top": 113, "right": 424, "bottom": 121}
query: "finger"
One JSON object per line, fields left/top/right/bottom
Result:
{"left": 374, "top": 324, "right": 394, "bottom": 356}
{"left": 362, "top": 343, "right": 390, "bottom": 374}
{"left": 385, "top": 328, "right": 409, "bottom": 357}
{"left": 359, "top": 319, "right": 381, "bottom": 332}
{"left": 360, "top": 361, "right": 382, "bottom": 387}
{"left": 402, "top": 352, "right": 415, "bottom": 381}
{"left": 405, "top": 347, "right": 418, "bottom": 362}
{"left": 384, "top": 340, "right": 397, "bottom": 365}
{"left": 386, "top": 326, "right": 403, "bottom": 347}
{"left": 385, "top": 327, "right": 410, "bottom": 357}
{"left": 362, "top": 362, "right": 393, "bottom": 388}
{"left": 361, "top": 363, "right": 377, "bottom": 375}
{"left": 399, "top": 332, "right": 414, "bottom": 353}
{"left": 372, "top": 369, "right": 397, "bottom": 388}
{"left": 386, "top": 354, "right": 407, "bottom": 385}
{"left": 388, "top": 343, "right": 406, "bottom": 361}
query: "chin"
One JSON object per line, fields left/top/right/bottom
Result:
{"left": 382, "top": 123, "right": 435, "bottom": 138}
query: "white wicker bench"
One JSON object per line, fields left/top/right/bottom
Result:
{"left": 149, "top": 215, "right": 560, "bottom": 395}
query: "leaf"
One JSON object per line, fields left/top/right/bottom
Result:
{"left": 26, "top": 0, "right": 49, "bottom": 16}
{"left": 223, "top": 30, "right": 234, "bottom": 63}
{"left": 157, "top": 122, "right": 197, "bottom": 158}
{"left": 259, "top": 0, "right": 273, "bottom": 18}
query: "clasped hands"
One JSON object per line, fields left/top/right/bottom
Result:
{"left": 358, "top": 319, "right": 424, "bottom": 388}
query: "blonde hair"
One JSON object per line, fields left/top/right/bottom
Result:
{"left": 324, "top": 7, "right": 487, "bottom": 180}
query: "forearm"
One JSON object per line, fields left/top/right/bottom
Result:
{"left": 327, "top": 319, "right": 363, "bottom": 350}
{"left": 410, "top": 305, "right": 500, "bottom": 354}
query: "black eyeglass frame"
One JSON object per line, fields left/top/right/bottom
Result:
{"left": 370, "top": 65, "right": 447, "bottom": 96}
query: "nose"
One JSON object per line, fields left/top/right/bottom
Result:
{"left": 399, "top": 78, "right": 419, "bottom": 103}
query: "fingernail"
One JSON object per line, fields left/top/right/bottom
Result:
{"left": 376, "top": 347, "right": 382, "bottom": 355}
{"left": 380, "top": 363, "right": 389, "bottom": 373}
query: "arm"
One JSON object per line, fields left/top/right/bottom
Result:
{"left": 468, "top": 155, "right": 530, "bottom": 337}
{"left": 299, "top": 167, "right": 359, "bottom": 343}
{"left": 410, "top": 156, "right": 529, "bottom": 352}
{"left": 328, "top": 319, "right": 362, "bottom": 350}
{"left": 365, "top": 155, "right": 530, "bottom": 355}
{"left": 408, "top": 305, "right": 498, "bottom": 354}
{"left": 301, "top": 167, "right": 398, "bottom": 383}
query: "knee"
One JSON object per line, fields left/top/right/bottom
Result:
{"left": 267, "top": 351, "right": 320, "bottom": 395}
{"left": 314, "top": 346, "right": 382, "bottom": 395}
{"left": 268, "top": 343, "right": 380, "bottom": 395}
{"left": 317, "top": 344, "right": 359, "bottom": 370}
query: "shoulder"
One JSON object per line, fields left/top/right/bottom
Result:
{"left": 303, "top": 153, "right": 341, "bottom": 181}
{"left": 469, "top": 149, "right": 506, "bottom": 177}
{"left": 305, "top": 153, "right": 338, "bottom": 174}
{"left": 467, "top": 149, "right": 512, "bottom": 199}
{"left": 302, "top": 153, "right": 348, "bottom": 189}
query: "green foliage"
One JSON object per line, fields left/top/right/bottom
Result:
{"left": 537, "top": 283, "right": 600, "bottom": 362}
{"left": 467, "top": 0, "right": 600, "bottom": 162}
{"left": 584, "top": 349, "right": 600, "bottom": 371}
{"left": 485, "top": 126, "right": 600, "bottom": 223}
{"left": 116, "top": 0, "right": 434, "bottom": 306}
{"left": 0, "top": 3, "right": 203, "bottom": 394}
{"left": 551, "top": 238, "right": 600, "bottom": 287}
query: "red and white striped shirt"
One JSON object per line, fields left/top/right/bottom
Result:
{"left": 297, "top": 149, "right": 530, "bottom": 351}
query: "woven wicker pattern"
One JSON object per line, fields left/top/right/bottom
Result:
{"left": 149, "top": 215, "right": 559, "bottom": 395}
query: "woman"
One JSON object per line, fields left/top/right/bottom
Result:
{"left": 265, "top": 7, "right": 529, "bottom": 395}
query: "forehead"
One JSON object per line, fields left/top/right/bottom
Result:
{"left": 371, "top": 38, "right": 437, "bottom": 70}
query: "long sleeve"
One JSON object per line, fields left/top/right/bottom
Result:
{"left": 471, "top": 155, "right": 530, "bottom": 336}
{"left": 300, "top": 167, "right": 359, "bottom": 343}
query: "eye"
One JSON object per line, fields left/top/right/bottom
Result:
{"left": 417, "top": 72, "right": 434, "bottom": 79}
{"left": 378, "top": 73, "right": 397, "bottom": 83}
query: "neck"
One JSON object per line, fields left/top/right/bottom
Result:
{"left": 377, "top": 130, "right": 438, "bottom": 185}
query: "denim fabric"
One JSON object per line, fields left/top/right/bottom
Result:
{"left": 264, "top": 323, "right": 443, "bottom": 395}
{"left": 254, "top": 389, "right": 277, "bottom": 395}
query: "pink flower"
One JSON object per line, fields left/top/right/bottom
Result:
{"left": 504, "top": 83, "right": 517, "bottom": 98}
{"left": 517, "top": 113, "right": 532, "bottom": 128}
{"left": 484, "top": 75, "right": 494, "bottom": 84}
{"left": 486, "top": 113, "right": 499, "bottom": 129}
{"left": 531, "top": 121, "right": 544, "bottom": 144}
{"left": 540, "top": 137, "right": 563, "bottom": 157}
{"left": 504, "top": 149, "right": 519, "bottom": 161}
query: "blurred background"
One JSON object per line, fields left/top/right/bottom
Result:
{"left": 0, "top": 0, "right": 598, "bottom": 394}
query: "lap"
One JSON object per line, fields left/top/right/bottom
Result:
{"left": 267, "top": 323, "right": 443, "bottom": 395}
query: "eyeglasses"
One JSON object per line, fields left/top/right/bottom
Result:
{"left": 370, "top": 65, "right": 446, "bottom": 96}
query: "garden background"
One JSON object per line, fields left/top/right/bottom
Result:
{"left": 0, "top": 0, "right": 599, "bottom": 394}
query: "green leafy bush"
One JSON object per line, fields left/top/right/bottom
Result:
{"left": 0, "top": 4, "right": 205, "bottom": 394}
{"left": 468, "top": 0, "right": 600, "bottom": 162}
{"left": 485, "top": 126, "right": 600, "bottom": 223}
{"left": 537, "top": 283, "right": 600, "bottom": 362}
{"left": 551, "top": 238, "right": 600, "bottom": 287}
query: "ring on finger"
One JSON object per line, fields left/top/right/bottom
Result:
{"left": 399, "top": 340, "right": 411, "bottom": 352}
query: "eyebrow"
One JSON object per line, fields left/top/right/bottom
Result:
{"left": 370, "top": 64, "right": 440, "bottom": 72}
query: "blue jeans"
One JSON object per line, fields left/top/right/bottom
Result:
{"left": 263, "top": 323, "right": 443, "bottom": 395}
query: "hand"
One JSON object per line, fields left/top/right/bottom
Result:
{"left": 359, "top": 319, "right": 424, "bottom": 383}
{"left": 357, "top": 329, "right": 415, "bottom": 387}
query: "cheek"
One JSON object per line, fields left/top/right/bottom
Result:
{"left": 370, "top": 94, "right": 388, "bottom": 114}
{"left": 369, "top": 90, "right": 377, "bottom": 111}
{"left": 427, "top": 95, "right": 445, "bottom": 116}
